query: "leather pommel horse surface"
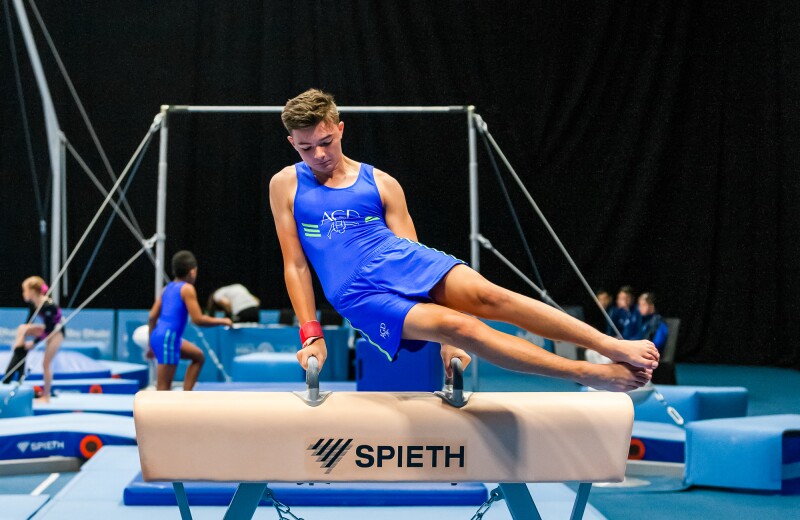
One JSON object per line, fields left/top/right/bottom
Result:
{"left": 134, "top": 391, "right": 633, "bottom": 484}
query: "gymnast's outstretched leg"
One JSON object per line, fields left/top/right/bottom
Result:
{"left": 429, "top": 265, "right": 659, "bottom": 369}
{"left": 179, "top": 340, "right": 205, "bottom": 391}
{"left": 403, "top": 302, "right": 650, "bottom": 391}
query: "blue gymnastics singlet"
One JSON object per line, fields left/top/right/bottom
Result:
{"left": 293, "top": 162, "right": 395, "bottom": 299}
{"left": 150, "top": 281, "right": 189, "bottom": 364}
{"left": 293, "top": 161, "right": 465, "bottom": 361}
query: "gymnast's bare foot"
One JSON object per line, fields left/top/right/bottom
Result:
{"left": 35, "top": 395, "right": 50, "bottom": 404}
{"left": 579, "top": 362, "right": 652, "bottom": 392}
{"left": 592, "top": 337, "right": 659, "bottom": 370}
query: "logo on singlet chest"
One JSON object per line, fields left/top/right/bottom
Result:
{"left": 321, "top": 209, "right": 361, "bottom": 239}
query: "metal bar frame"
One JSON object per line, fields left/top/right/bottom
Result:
{"left": 155, "top": 105, "right": 482, "bottom": 388}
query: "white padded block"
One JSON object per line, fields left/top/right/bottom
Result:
{"left": 134, "top": 391, "right": 633, "bottom": 484}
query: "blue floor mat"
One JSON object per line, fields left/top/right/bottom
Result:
{"left": 124, "top": 472, "right": 488, "bottom": 506}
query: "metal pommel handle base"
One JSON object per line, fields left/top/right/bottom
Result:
{"left": 434, "top": 357, "right": 472, "bottom": 408}
{"left": 293, "top": 356, "right": 331, "bottom": 407}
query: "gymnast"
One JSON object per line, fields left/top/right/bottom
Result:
{"left": 269, "top": 89, "right": 658, "bottom": 392}
{"left": 2, "top": 276, "right": 64, "bottom": 402}
{"left": 148, "top": 251, "right": 231, "bottom": 391}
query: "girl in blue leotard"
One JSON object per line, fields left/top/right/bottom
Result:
{"left": 148, "top": 251, "right": 231, "bottom": 390}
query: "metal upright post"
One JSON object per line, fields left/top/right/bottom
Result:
{"left": 12, "top": 0, "right": 62, "bottom": 301}
{"left": 468, "top": 106, "right": 480, "bottom": 391}
{"left": 59, "top": 132, "right": 68, "bottom": 297}
{"left": 155, "top": 107, "right": 169, "bottom": 298}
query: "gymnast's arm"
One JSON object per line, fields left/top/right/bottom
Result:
{"left": 375, "top": 170, "right": 418, "bottom": 241}
{"left": 181, "top": 284, "right": 232, "bottom": 327}
{"left": 269, "top": 168, "right": 327, "bottom": 370}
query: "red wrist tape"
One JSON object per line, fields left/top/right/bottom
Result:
{"left": 300, "top": 320, "right": 323, "bottom": 345}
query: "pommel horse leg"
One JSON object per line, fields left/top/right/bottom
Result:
{"left": 496, "top": 481, "right": 591, "bottom": 520}
{"left": 172, "top": 481, "right": 268, "bottom": 520}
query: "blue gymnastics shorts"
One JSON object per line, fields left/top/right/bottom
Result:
{"left": 330, "top": 236, "right": 465, "bottom": 362}
{"left": 149, "top": 327, "right": 183, "bottom": 365}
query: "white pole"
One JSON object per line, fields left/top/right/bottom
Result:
{"left": 59, "top": 132, "right": 68, "bottom": 297}
{"left": 155, "top": 107, "right": 169, "bottom": 298}
{"left": 468, "top": 106, "right": 479, "bottom": 271}
{"left": 467, "top": 106, "right": 480, "bottom": 391}
{"left": 12, "top": 0, "right": 62, "bottom": 301}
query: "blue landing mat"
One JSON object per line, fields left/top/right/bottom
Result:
{"left": 0, "top": 413, "right": 135, "bottom": 461}
{"left": 23, "top": 378, "right": 139, "bottom": 395}
{"left": 33, "top": 394, "right": 134, "bottom": 417}
{"left": 0, "top": 350, "right": 110, "bottom": 380}
{"left": 124, "top": 473, "right": 488, "bottom": 506}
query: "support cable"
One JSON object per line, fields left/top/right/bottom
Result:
{"left": 474, "top": 113, "right": 684, "bottom": 427}
{"left": 474, "top": 114, "right": 621, "bottom": 338}
{"left": 65, "top": 134, "right": 153, "bottom": 306}
{"left": 23, "top": 123, "right": 159, "bottom": 328}
{"left": 479, "top": 128, "right": 548, "bottom": 293}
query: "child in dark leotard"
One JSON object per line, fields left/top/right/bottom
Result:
{"left": 148, "top": 251, "right": 231, "bottom": 391}
{"left": 2, "top": 276, "right": 65, "bottom": 402}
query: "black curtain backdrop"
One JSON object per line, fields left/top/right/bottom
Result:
{"left": 1, "top": 2, "right": 798, "bottom": 368}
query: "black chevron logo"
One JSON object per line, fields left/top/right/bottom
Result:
{"left": 308, "top": 438, "right": 353, "bottom": 474}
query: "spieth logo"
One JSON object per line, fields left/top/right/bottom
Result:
{"left": 308, "top": 438, "right": 354, "bottom": 474}
{"left": 307, "top": 439, "right": 466, "bottom": 474}
{"left": 16, "top": 440, "right": 65, "bottom": 453}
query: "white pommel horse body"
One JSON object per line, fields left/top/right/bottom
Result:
{"left": 134, "top": 359, "right": 634, "bottom": 520}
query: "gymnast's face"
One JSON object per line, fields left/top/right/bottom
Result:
{"left": 21, "top": 284, "right": 38, "bottom": 303}
{"left": 638, "top": 297, "right": 655, "bottom": 317}
{"left": 616, "top": 291, "right": 632, "bottom": 309}
{"left": 288, "top": 120, "right": 345, "bottom": 174}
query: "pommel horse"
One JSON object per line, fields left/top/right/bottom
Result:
{"left": 134, "top": 358, "right": 634, "bottom": 519}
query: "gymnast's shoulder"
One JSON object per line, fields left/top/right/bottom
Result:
{"left": 372, "top": 167, "right": 404, "bottom": 192}
{"left": 269, "top": 166, "right": 298, "bottom": 194}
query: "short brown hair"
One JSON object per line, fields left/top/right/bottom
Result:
{"left": 23, "top": 276, "right": 46, "bottom": 293}
{"left": 639, "top": 292, "right": 656, "bottom": 306}
{"left": 281, "top": 88, "right": 339, "bottom": 132}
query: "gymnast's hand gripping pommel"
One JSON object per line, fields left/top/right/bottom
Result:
{"left": 293, "top": 355, "right": 331, "bottom": 407}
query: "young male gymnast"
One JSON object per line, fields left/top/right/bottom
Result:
{"left": 148, "top": 251, "right": 231, "bottom": 391}
{"left": 269, "top": 89, "right": 658, "bottom": 391}
{"left": 2, "top": 276, "right": 64, "bottom": 402}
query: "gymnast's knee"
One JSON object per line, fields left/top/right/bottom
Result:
{"left": 476, "top": 283, "right": 510, "bottom": 308}
{"left": 436, "top": 313, "right": 483, "bottom": 345}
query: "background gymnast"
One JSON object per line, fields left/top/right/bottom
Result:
{"left": 270, "top": 89, "right": 658, "bottom": 392}
{"left": 148, "top": 251, "right": 231, "bottom": 391}
{"left": 2, "top": 276, "right": 64, "bottom": 403}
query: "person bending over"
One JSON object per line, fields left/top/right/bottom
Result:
{"left": 148, "top": 251, "right": 231, "bottom": 391}
{"left": 207, "top": 284, "right": 260, "bottom": 323}
{"left": 269, "top": 89, "right": 658, "bottom": 391}
{"left": 2, "top": 277, "right": 64, "bottom": 402}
